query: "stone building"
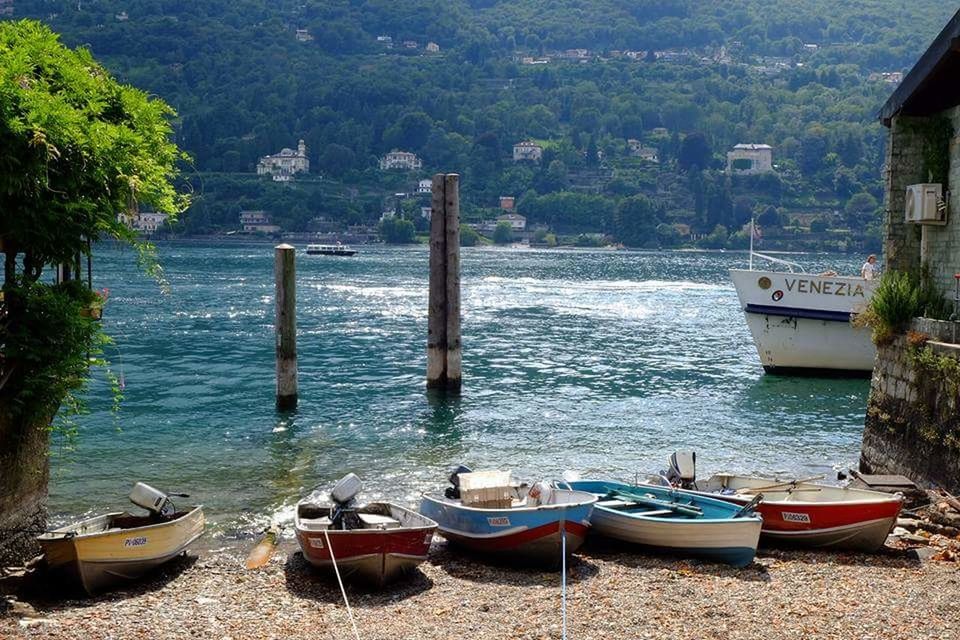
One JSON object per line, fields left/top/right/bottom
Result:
{"left": 725, "top": 143, "right": 773, "bottom": 174}
{"left": 379, "top": 150, "right": 422, "bottom": 171}
{"left": 861, "top": 9, "right": 960, "bottom": 493}
{"left": 257, "top": 140, "right": 309, "bottom": 180}
{"left": 627, "top": 139, "right": 659, "bottom": 162}
{"left": 512, "top": 141, "right": 543, "bottom": 162}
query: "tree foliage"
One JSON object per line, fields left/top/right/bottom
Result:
{"left": 0, "top": 20, "right": 186, "bottom": 420}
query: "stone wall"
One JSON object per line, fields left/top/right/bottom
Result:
{"left": 883, "top": 115, "right": 926, "bottom": 273}
{"left": 0, "top": 408, "right": 49, "bottom": 566}
{"left": 860, "top": 319, "right": 960, "bottom": 492}
{"left": 884, "top": 108, "right": 960, "bottom": 296}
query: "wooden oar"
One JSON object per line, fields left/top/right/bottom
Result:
{"left": 245, "top": 523, "right": 282, "bottom": 570}
{"left": 734, "top": 475, "right": 825, "bottom": 494}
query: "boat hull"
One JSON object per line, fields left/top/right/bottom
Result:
{"left": 295, "top": 502, "right": 436, "bottom": 588}
{"left": 730, "top": 269, "right": 876, "bottom": 374}
{"left": 38, "top": 507, "right": 205, "bottom": 595}
{"left": 419, "top": 492, "right": 595, "bottom": 566}
{"left": 694, "top": 475, "right": 902, "bottom": 552}
{"left": 569, "top": 481, "right": 762, "bottom": 567}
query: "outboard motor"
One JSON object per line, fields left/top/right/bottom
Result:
{"left": 444, "top": 464, "right": 473, "bottom": 500}
{"left": 129, "top": 482, "right": 188, "bottom": 518}
{"left": 329, "top": 473, "right": 363, "bottom": 530}
{"left": 666, "top": 451, "right": 697, "bottom": 490}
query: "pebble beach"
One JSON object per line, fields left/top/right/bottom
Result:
{"left": 3, "top": 539, "right": 957, "bottom": 640}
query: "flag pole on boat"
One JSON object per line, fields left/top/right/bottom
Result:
{"left": 749, "top": 214, "right": 755, "bottom": 271}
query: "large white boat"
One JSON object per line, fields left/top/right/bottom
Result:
{"left": 731, "top": 252, "right": 878, "bottom": 375}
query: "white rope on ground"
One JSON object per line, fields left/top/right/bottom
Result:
{"left": 561, "top": 509, "right": 567, "bottom": 640}
{"left": 322, "top": 529, "right": 361, "bottom": 640}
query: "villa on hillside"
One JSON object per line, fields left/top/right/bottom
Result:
{"left": 417, "top": 179, "right": 432, "bottom": 194}
{"left": 239, "top": 211, "right": 281, "bottom": 234}
{"left": 513, "top": 141, "right": 543, "bottom": 162}
{"left": 627, "top": 139, "right": 659, "bottom": 162}
{"left": 379, "top": 150, "right": 422, "bottom": 171}
{"left": 132, "top": 212, "right": 168, "bottom": 235}
{"left": 726, "top": 143, "right": 773, "bottom": 174}
{"left": 499, "top": 196, "right": 515, "bottom": 211}
{"left": 497, "top": 213, "right": 526, "bottom": 231}
{"left": 257, "top": 140, "right": 309, "bottom": 181}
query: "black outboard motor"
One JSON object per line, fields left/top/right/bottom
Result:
{"left": 444, "top": 464, "right": 473, "bottom": 499}
{"left": 666, "top": 451, "right": 697, "bottom": 490}
{"left": 328, "top": 473, "right": 363, "bottom": 530}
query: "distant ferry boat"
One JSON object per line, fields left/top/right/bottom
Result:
{"left": 306, "top": 243, "right": 357, "bottom": 256}
{"left": 731, "top": 252, "right": 877, "bottom": 375}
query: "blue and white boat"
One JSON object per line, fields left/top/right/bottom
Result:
{"left": 565, "top": 480, "right": 763, "bottom": 567}
{"left": 420, "top": 471, "right": 596, "bottom": 566}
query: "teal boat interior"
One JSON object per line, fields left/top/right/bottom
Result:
{"left": 567, "top": 480, "right": 759, "bottom": 521}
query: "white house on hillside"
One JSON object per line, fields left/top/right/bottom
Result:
{"left": 726, "top": 143, "right": 773, "bottom": 174}
{"left": 239, "top": 211, "right": 281, "bottom": 233}
{"left": 379, "top": 150, "right": 422, "bottom": 171}
{"left": 513, "top": 141, "right": 543, "bottom": 162}
{"left": 257, "top": 140, "right": 309, "bottom": 180}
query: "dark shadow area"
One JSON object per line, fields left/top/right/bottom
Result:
{"left": 579, "top": 536, "right": 772, "bottom": 582}
{"left": 756, "top": 544, "right": 923, "bottom": 569}
{"left": 428, "top": 540, "right": 600, "bottom": 586}
{"left": 5, "top": 553, "right": 198, "bottom": 611}
{"left": 283, "top": 550, "right": 433, "bottom": 605}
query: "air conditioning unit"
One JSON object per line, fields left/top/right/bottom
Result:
{"left": 905, "top": 183, "right": 947, "bottom": 225}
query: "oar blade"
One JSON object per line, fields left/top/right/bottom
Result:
{"left": 245, "top": 524, "right": 281, "bottom": 570}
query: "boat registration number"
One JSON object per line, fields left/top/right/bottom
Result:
{"left": 781, "top": 511, "right": 811, "bottom": 523}
{"left": 487, "top": 517, "right": 510, "bottom": 527}
{"left": 124, "top": 536, "right": 148, "bottom": 547}
{"left": 308, "top": 538, "right": 325, "bottom": 549}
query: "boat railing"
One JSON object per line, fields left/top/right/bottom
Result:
{"left": 749, "top": 250, "right": 806, "bottom": 273}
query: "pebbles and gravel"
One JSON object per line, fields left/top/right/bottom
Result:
{"left": 1, "top": 539, "right": 958, "bottom": 640}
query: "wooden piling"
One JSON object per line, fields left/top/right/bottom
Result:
{"left": 275, "top": 244, "right": 298, "bottom": 410}
{"left": 426, "top": 173, "right": 462, "bottom": 392}
{"left": 443, "top": 173, "right": 462, "bottom": 389}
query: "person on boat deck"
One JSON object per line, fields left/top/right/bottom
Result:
{"left": 861, "top": 254, "right": 878, "bottom": 280}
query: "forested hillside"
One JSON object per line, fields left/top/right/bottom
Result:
{"left": 7, "top": 1, "right": 955, "bottom": 248}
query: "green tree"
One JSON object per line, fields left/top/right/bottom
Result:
{"left": 378, "top": 217, "right": 416, "bottom": 243}
{"left": 614, "top": 194, "right": 658, "bottom": 246}
{"left": 0, "top": 20, "right": 186, "bottom": 563}
{"left": 492, "top": 220, "right": 514, "bottom": 244}
{"left": 677, "top": 132, "right": 712, "bottom": 172}
{"left": 461, "top": 224, "right": 481, "bottom": 246}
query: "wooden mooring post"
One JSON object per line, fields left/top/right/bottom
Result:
{"left": 427, "top": 173, "right": 462, "bottom": 392}
{"left": 275, "top": 243, "right": 298, "bottom": 410}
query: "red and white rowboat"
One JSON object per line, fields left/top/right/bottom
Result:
{"left": 294, "top": 501, "right": 437, "bottom": 587}
{"left": 687, "top": 474, "right": 902, "bottom": 552}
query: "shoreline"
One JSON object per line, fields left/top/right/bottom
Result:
{"left": 3, "top": 539, "right": 957, "bottom": 639}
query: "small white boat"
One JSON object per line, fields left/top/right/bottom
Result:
{"left": 731, "top": 251, "right": 877, "bottom": 375}
{"left": 306, "top": 243, "right": 356, "bottom": 256}
{"left": 37, "top": 483, "right": 204, "bottom": 594}
{"left": 565, "top": 480, "right": 763, "bottom": 567}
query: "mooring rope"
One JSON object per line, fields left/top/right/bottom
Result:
{"left": 322, "top": 529, "right": 361, "bottom": 640}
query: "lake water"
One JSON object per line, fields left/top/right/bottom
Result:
{"left": 50, "top": 244, "right": 871, "bottom": 538}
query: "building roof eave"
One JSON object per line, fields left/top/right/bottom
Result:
{"left": 879, "top": 9, "right": 960, "bottom": 127}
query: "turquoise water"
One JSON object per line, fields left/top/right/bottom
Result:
{"left": 51, "top": 244, "right": 871, "bottom": 538}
